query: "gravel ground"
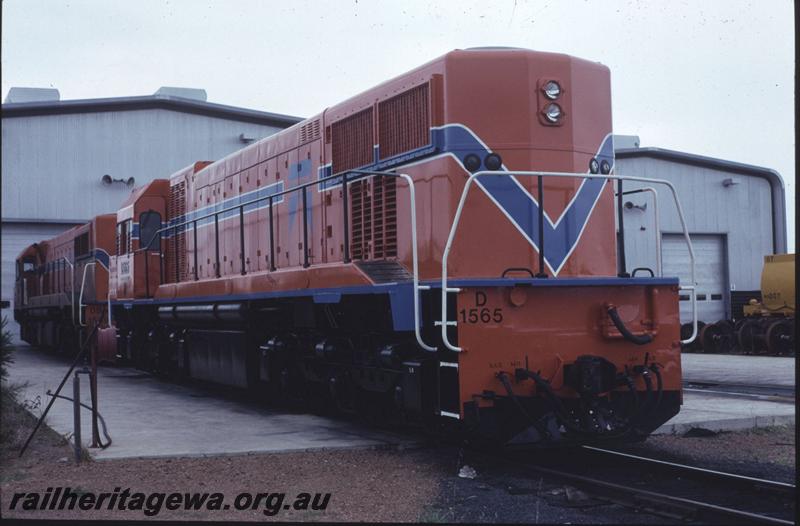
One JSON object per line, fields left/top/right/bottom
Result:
{"left": 622, "top": 425, "right": 796, "bottom": 483}
{"left": 2, "top": 388, "right": 795, "bottom": 523}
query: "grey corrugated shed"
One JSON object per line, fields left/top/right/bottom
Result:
{"left": 615, "top": 146, "right": 787, "bottom": 254}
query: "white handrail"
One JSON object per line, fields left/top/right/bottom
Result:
{"left": 56, "top": 257, "right": 76, "bottom": 326}
{"left": 441, "top": 170, "right": 698, "bottom": 352}
{"left": 623, "top": 187, "right": 662, "bottom": 277}
{"left": 78, "top": 262, "right": 96, "bottom": 327}
{"left": 345, "top": 170, "right": 436, "bottom": 352}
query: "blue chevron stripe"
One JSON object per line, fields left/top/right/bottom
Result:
{"left": 162, "top": 123, "right": 611, "bottom": 275}
{"left": 432, "top": 125, "right": 614, "bottom": 274}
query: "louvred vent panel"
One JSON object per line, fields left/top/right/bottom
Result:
{"left": 168, "top": 181, "right": 187, "bottom": 282}
{"left": 349, "top": 176, "right": 397, "bottom": 261}
{"left": 378, "top": 83, "right": 430, "bottom": 159}
{"left": 299, "top": 119, "right": 321, "bottom": 144}
{"left": 331, "top": 108, "right": 374, "bottom": 174}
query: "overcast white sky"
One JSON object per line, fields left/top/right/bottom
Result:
{"left": 2, "top": 0, "right": 795, "bottom": 249}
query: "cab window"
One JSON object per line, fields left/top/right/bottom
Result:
{"left": 117, "top": 221, "right": 129, "bottom": 255}
{"left": 139, "top": 211, "right": 162, "bottom": 251}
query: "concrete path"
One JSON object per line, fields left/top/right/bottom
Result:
{"left": 653, "top": 391, "right": 794, "bottom": 435}
{"left": 652, "top": 353, "right": 796, "bottom": 434}
{"left": 5, "top": 347, "right": 795, "bottom": 458}
{"left": 6, "top": 348, "right": 417, "bottom": 460}
{"left": 681, "top": 353, "right": 795, "bottom": 386}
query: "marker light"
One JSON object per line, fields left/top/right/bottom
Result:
{"left": 484, "top": 153, "right": 503, "bottom": 171}
{"left": 542, "top": 81, "right": 561, "bottom": 100}
{"left": 464, "top": 154, "right": 481, "bottom": 172}
{"left": 543, "top": 103, "right": 562, "bottom": 123}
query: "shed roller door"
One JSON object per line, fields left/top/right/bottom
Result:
{"left": 662, "top": 233, "right": 727, "bottom": 324}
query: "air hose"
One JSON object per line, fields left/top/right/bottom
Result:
{"left": 650, "top": 364, "right": 663, "bottom": 411}
{"left": 607, "top": 306, "right": 653, "bottom": 345}
{"left": 496, "top": 372, "right": 552, "bottom": 441}
{"left": 46, "top": 390, "right": 113, "bottom": 449}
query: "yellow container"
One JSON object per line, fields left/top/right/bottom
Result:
{"left": 760, "top": 254, "right": 795, "bottom": 314}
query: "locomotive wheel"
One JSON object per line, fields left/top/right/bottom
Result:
{"left": 765, "top": 320, "right": 794, "bottom": 356}
{"left": 700, "top": 321, "right": 734, "bottom": 354}
{"left": 736, "top": 319, "right": 760, "bottom": 354}
{"left": 731, "top": 319, "right": 747, "bottom": 353}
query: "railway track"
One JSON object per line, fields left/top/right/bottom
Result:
{"left": 496, "top": 445, "right": 796, "bottom": 524}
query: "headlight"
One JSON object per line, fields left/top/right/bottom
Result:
{"left": 543, "top": 103, "right": 562, "bottom": 123}
{"left": 542, "top": 80, "right": 561, "bottom": 100}
{"left": 600, "top": 160, "right": 611, "bottom": 174}
{"left": 589, "top": 158, "right": 599, "bottom": 174}
{"left": 484, "top": 153, "right": 503, "bottom": 171}
{"left": 463, "top": 154, "right": 481, "bottom": 172}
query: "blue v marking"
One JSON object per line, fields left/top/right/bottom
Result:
{"left": 432, "top": 125, "right": 614, "bottom": 275}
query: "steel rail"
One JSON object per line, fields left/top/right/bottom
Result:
{"left": 441, "top": 170, "right": 698, "bottom": 352}
{"left": 582, "top": 445, "right": 796, "bottom": 493}
{"left": 520, "top": 461, "right": 794, "bottom": 525}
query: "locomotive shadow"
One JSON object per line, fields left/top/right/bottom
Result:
{"left": 6, "top": 346, "right": 424, "bottom": 461}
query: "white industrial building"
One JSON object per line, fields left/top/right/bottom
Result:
{"left": 614, "top": 135, "right": 787, "bottom": 326}
{"left": 1, "top": 87, "right": 301, "bottom": 339}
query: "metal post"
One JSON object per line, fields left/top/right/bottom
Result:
{"left": 617, "top": 179, "right": 629, "bottom": 277}
{"left": 535, "top": 175, "right": 548, "bottom": 278}
{"left": 342, "top": 172, "right": 350, "bottom": 263}
{"left": 90, "top": 344, "right": 99, "bottom": 447}
{"left": 268, "top": 196, "right": 276, "bottom": 271}
{"left": 159, "top": 241, "right": 164, "bottom": 286}
{"left": 72, "top": 371, "right": 82, "bottom": 463}
{"left": 214, "top": 214, "right": 221, "bottom": 278}
{"left": 174, "top": 225, "right": 180, "bottom": 282}
{"left": 239, "top": 205, "right": 246, "bottom": 275}
{"left": 302, "top": 186, "right": 309, "bottom": 268}
{"left": 193, "top": 220, "right": 199, "bottom": 281}
{"left": 144, "top": 246, "right": 150, "bottom": 298}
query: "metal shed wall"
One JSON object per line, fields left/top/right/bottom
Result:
{"left": 1, "top": 109, "right": 286, "bottom": 221}
{"left": 614, "top": 153, "right": 780, "bottom": 319}
{"left": 1, "top": 103, "right": 299, "bottom": 341}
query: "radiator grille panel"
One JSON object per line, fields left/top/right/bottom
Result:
{"left": 378, "top": 83, "right": 430, "bottom": 159}
{"left": 350, "top": 176, "right": 397, "bottom": 260}
{"left": 168, "top": 181, "right": 187, "bottom": 283}
{"left": 331, "top": 108, "right": 374, "bottom": 174}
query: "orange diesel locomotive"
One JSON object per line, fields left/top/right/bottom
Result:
{"left": 14, "top": 215, "right": 117, "bottom": 359}
{"left": 22, "top": 48, "right": 697, "bottom": 445}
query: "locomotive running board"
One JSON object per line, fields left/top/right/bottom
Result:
{"left": 356, "top": 260, "right": 413, "bottom": 284}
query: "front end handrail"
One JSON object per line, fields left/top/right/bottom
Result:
{"left": 440, "top": 170, "right": 697, "bottom": 352}
{"left": 54, "top": 257, "right": 76, "bottom": 326}
{"left": 78, "top": 262, "right": 95, "bottom": 327}
{"left": 618, "top": 187, "right": 662, "bottom": 277}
